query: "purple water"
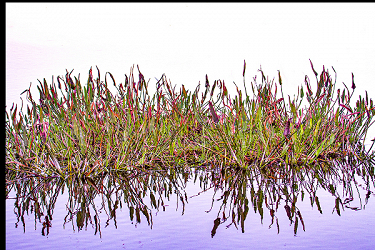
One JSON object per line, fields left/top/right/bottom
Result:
{"left": 6, "top": 168, "right": 375, "bottom": 250}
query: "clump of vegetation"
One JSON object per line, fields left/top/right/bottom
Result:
{"left": 5, "top": 60, "right": 375, "bottom": 179}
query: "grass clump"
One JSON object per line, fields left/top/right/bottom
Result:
{"left": 6, "top": 60, "right": 375, "bottom": 179}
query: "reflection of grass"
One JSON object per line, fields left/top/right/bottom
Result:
{"left": 206, "top": 156, "right": 375, "bottom": 236}
{"left": 6, "top": 169, "right": 189, "bottom": 237}
{"left": 5, "top": 159, "right": 374, "bottom": 237}
{"left": 5, "top": 60, "right": 375, "bottom": 178}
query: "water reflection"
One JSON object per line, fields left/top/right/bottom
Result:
{"left": 6, "top": 168, "right": 189, "bottom": 237}
{"left": 5, "top": 160, "right": 375, "bottom": 238}
{"left": 206, "top": 160, "right": 374, "bottom": 236}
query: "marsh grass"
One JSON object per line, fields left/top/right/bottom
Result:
{"left": 5, "top": 60, "right": 375, "bottom": 179}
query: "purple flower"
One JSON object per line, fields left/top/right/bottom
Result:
{"left": 284, "top": 118, "right": 292, "bottom": 138}
{"left": 208, "top": 101, "right": 219, "bottom": 123}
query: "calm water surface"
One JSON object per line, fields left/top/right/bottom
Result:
{"left": 5, "top": 165, "right": 375, "bottom": 250}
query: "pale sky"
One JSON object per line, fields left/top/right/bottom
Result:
{"left": 6, "top": 3, "right": 375, "bottom": 139}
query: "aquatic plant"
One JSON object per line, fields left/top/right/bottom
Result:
{"left": 5, "top": 61, "right": 375, "bottom": 178}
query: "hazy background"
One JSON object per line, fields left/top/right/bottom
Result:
{"left": 6, "top": 3, "right": 375, "bottom": 139}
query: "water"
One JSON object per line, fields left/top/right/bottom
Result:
{"left": 6, "top": 165, "right": 375, "bottom": 249}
